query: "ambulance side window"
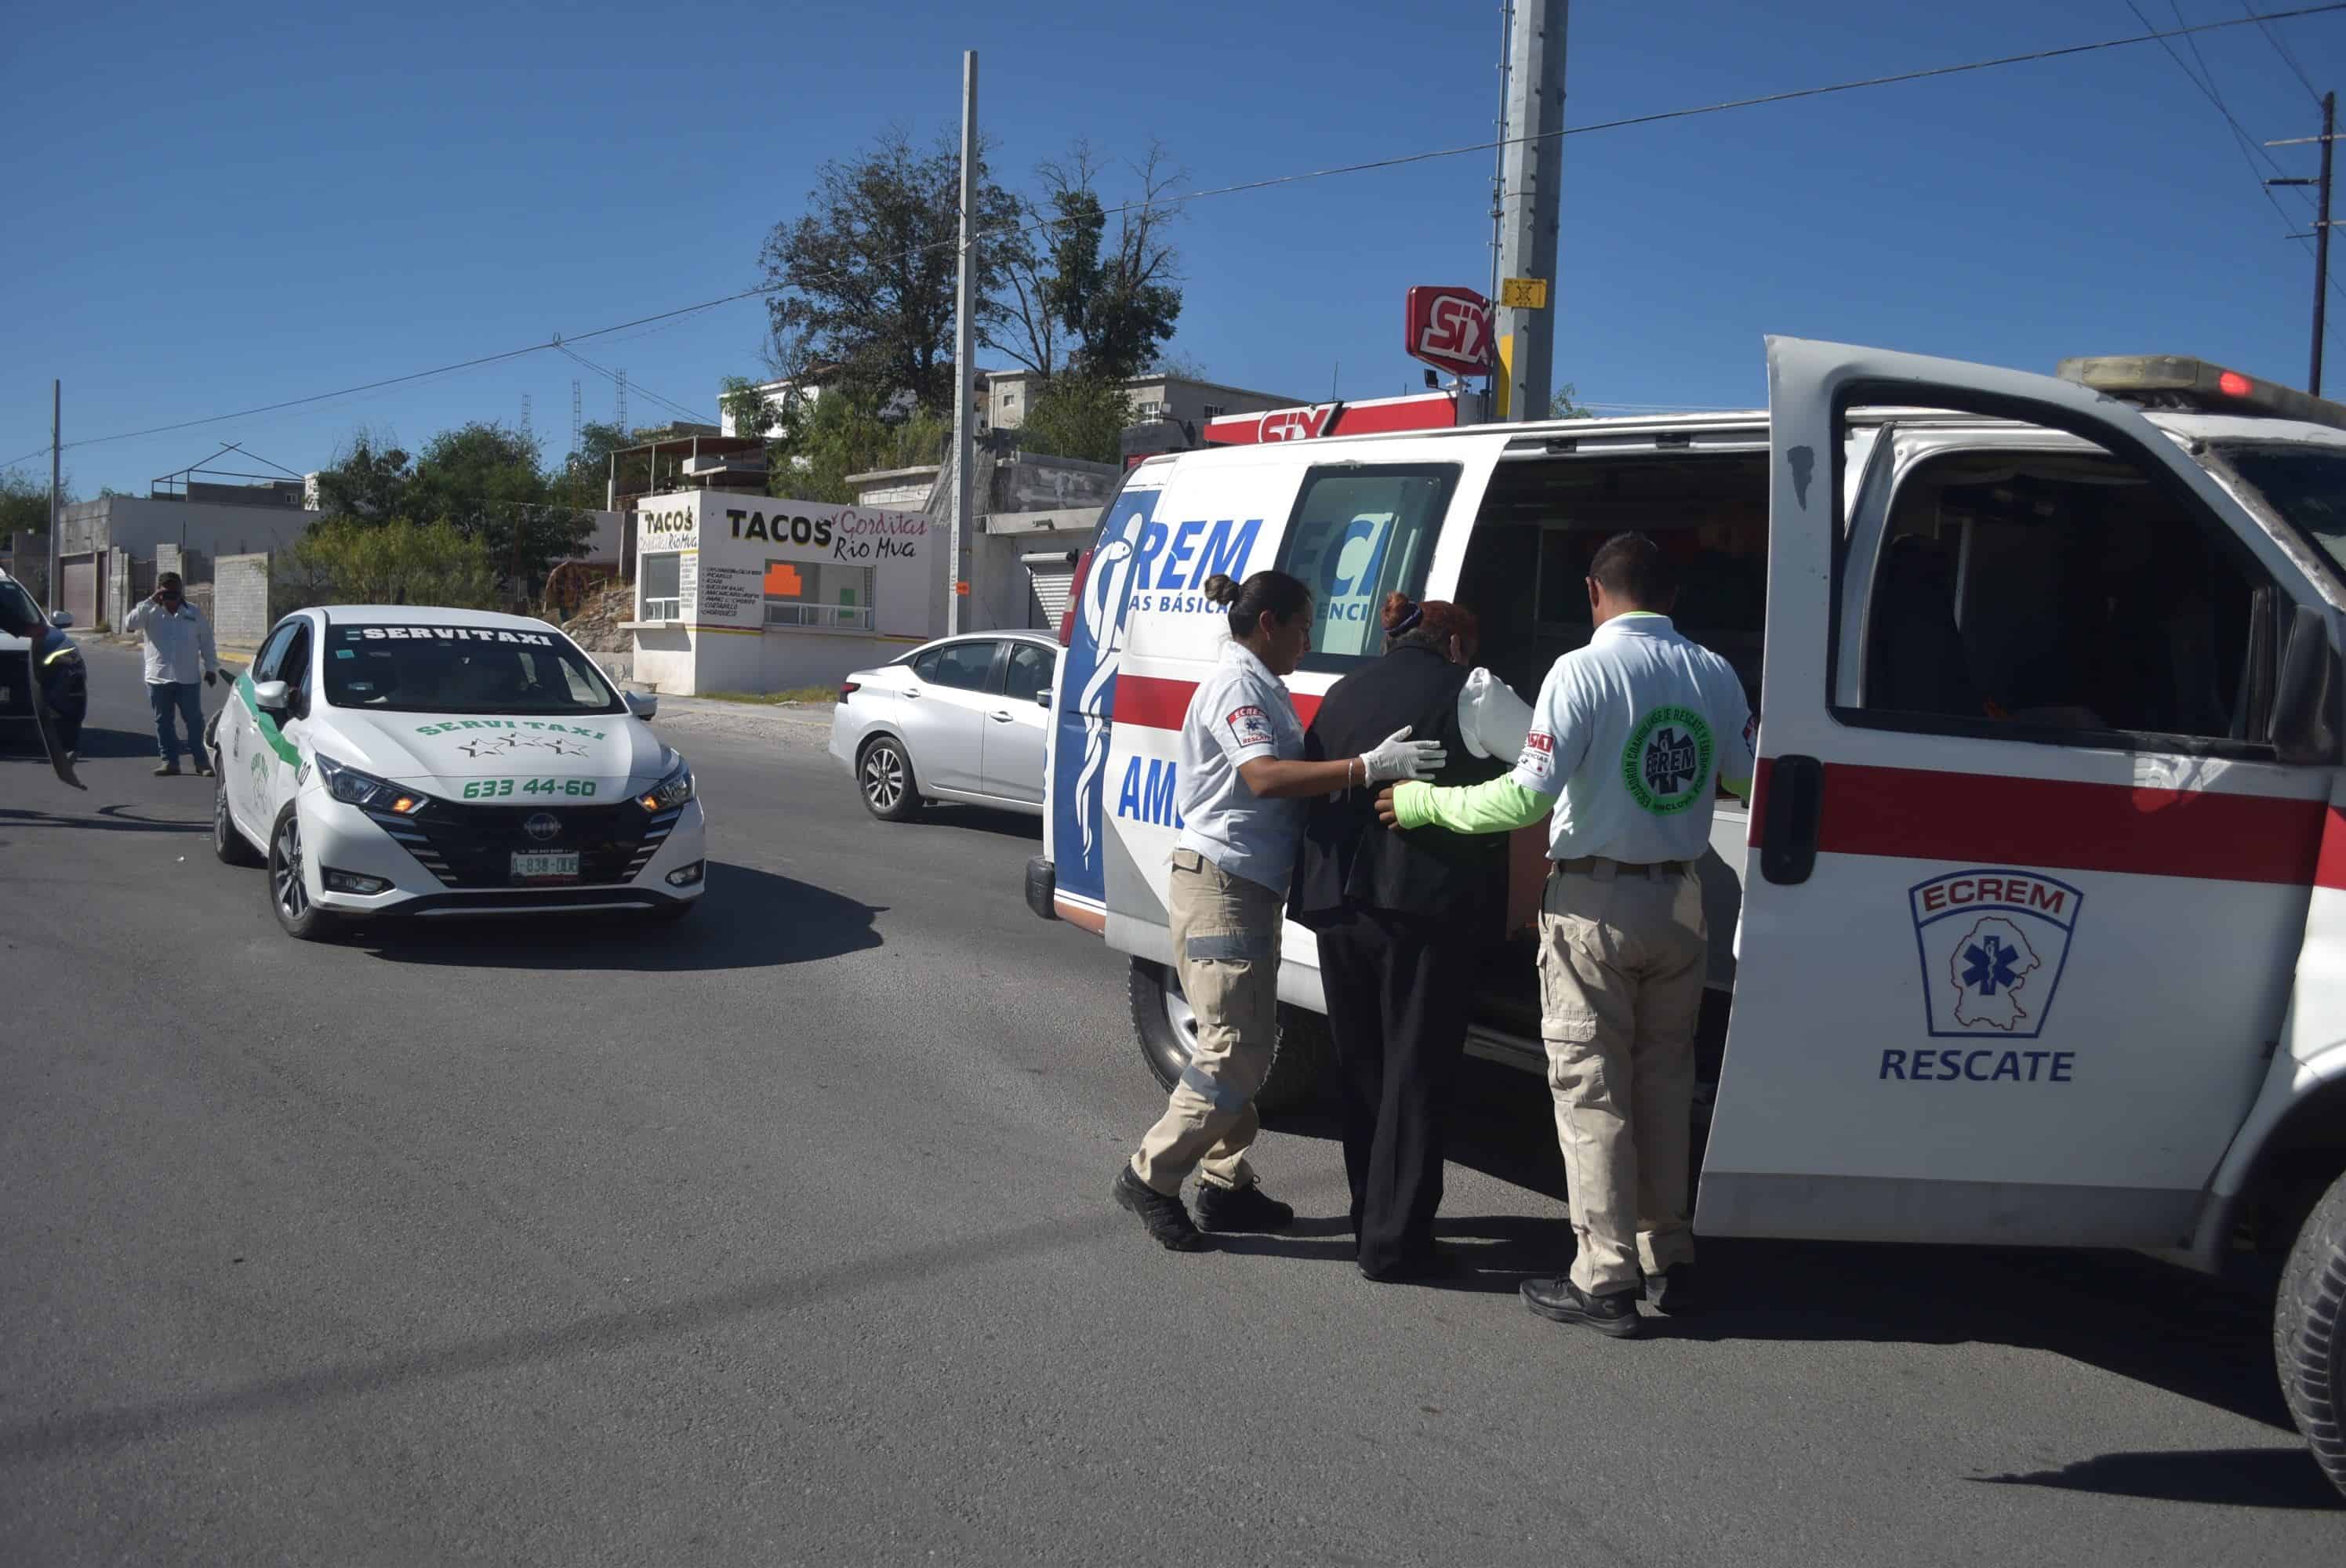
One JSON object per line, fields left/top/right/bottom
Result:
{"left": 1275, "top": 463, "right": 1461, "bottom": 672}
{"left": 1852, "top": 445, "right": 2279, "bottom": 753}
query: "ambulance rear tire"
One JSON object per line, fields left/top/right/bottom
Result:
{"left": 857, "top": 735, "right": 921, "bottom": 822}
{"left": 1128, "top": 957, "right": 1330, "bottom": 1117}
{"left": 2275, "top": 1164, "right": 2346, "bottom": 1501}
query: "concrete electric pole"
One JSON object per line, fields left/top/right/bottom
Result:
{"left": 1494, "top": 0, "right": 1567, "bottom": 422}
{"left": 949, "top": 49, "right": 979, "bottom": 637}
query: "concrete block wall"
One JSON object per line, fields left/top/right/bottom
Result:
{"left": 213, "top": 553, "right": 273, "bottom": 650}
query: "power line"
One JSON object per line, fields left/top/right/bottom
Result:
{"left": 2248, "top": 0, "right": 2327, "bottom": 102}
{"left": 9, "top": 3, "right": 2345, "bottom": 470}
{"left": 556, "top": 343, "right": 710, "bottom": 427}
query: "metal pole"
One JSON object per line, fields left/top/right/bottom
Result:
{"left": 1494, "top": 0, "right": 1567, "bottom": 421}
{"left": 48, "top": 379, "right": 60, "bottom": 612}
{"left": 1486, "top": 0, "right": 1511, "bottom": 316}
{"left": 949, "top": 49, "right": 979, "bottom": 636}
{"left": 2316, "top": 90, "right": 2335, "bottom": 397}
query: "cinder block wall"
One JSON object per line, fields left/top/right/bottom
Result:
{"left": 213, "top": 554, "right": 273, "bottom": 650}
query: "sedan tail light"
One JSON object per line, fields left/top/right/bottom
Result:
{"left": 838, "top": 681, "right": 861, "bottom": 703}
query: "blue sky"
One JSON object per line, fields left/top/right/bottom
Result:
{"left": 6, "top": 0, "right": 2344, "bottom": 495}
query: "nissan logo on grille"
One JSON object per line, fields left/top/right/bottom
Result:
{"left": 523, "top": 813, "right": 562, "bottom": 842}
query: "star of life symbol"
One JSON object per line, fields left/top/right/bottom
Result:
{"left": 456, "top": 732, "right": 587, "bottom": 760}
{"left": 1619, "top": 706, "right": 1712, "bottom": 815}
{"left": 1644, "top": 726, "right": 1699, "bottom": 794}
{"left": 1908, "top": 869, "right": 2083, "bottom": 1039}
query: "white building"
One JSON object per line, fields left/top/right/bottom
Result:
{"left": 627, "top": 490, "right": 944, "bottom": 696}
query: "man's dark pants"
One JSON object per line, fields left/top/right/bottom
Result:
{"left": 1316, "top": 905, "right": 1476, "bottom": 1276}
{"left": 147, "top": 680, "right": 205, "bottom": 765}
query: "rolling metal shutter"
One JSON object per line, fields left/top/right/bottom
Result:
{"left": 1022, "top": 550, "right": 1078, "bottom": 630}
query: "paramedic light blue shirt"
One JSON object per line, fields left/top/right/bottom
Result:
{"left": 1174, "top": 640, "right": 1307, "bottom": 891}
{"left": 1512, "top": 613, "right": 1756, "bottom": 864}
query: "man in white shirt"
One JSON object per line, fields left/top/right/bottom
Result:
{"left": 123, "top": 573, "right": 220, "bottom": 777}
{"left": 1378, "top": 532, "right": 1754, "bottom": 1338}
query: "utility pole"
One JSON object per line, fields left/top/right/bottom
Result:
{"left": 1486, "top": 0, "right": 1513, "bottom": 315}
{"left": 1494, "top": 0, "right": 1567, "bottom": 421}
{"left": 48, "top": 380, "right": 60, "bottom": 612}
{"left": 949, "top": 49, "right": 979, "bottom": 637}
{"left": 2270, "top": 89, "right": 2337, "bottom": 397}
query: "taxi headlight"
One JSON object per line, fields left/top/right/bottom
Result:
{"left": 639, "top": 761, "right": 694, "bottom": 812}
{"left": 314, "top": 753, "right": 430, "bottom": 815}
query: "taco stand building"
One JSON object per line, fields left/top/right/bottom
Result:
{"left": 626, "top": 491, "right": 945, "bottom": 696}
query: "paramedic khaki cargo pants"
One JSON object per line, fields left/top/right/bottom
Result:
{"left": 1538, "top": 859, "right": 1706, "bottom": 1297}
{"left": 1133, "top": 849, "right": 1283, "bottom": 1195}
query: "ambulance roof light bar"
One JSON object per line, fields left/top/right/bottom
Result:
{"left": 2056, "top": 354, "right": 2346, "bottom": 434}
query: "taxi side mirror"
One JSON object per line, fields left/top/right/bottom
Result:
{"left": 251, "top": 678, "right": 291, "bottom": 713}
{"left": 2274, "top": 604, "right": 2340, "bottom": 767}
{"left": 624, "top": 690, "right": 659, "bottom": 720}
{"left": 1033, "top": 687, "right": 1053, "bottom": 710}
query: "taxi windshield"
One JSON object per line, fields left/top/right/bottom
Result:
{"left": 2206, "top": 441, "right": 2346, "bottom": 579}
{"left": 324, "top": 626, "right": 623, "bottom": 716}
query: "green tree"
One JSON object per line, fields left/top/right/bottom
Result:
{"left": 279, "top": 518, "right": 499, "bottom": 610}
{"left": 1016, "top": 375, "right": 1134, "bottom": 466}
{"left": 2, "top": 468, "right": 74, "bottom": 538}
{"left": 310, "top": 431, "right": 413, "bottom": 521}
{"left": 552, "top": 420, "right": 637, "bottom": 507}
{"left": 756, "top": 129, "right": 1022, "bottom": 413}
{"left": 722, "top": 377, "right": 950, "bottom": 506}
{"left": 991, "top": 142, "right": 1185, "bottom": 384}
{"left": 1548, "top": 384, "right": 1595, "bottom": 419}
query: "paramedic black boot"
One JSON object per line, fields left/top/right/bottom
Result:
{"left": 1521, "top": 1276, "right": 1645, "bottom": 1338}
{"left": 1642, "top": 1265, "right": 1698, "bottom": 1316}
{"left": 1115, "top": 1166, "right": 1205, "bottom": 1252}
{"left": 1193, "top": 1180, "right": 1295, "bottom": 1233}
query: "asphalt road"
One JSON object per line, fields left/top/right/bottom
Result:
{"left": 2, "top": 642, "right": 2340, "bottom": 1565}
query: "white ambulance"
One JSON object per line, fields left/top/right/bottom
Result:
{"left": 1023, "top": 338, "right": 2346, "bottom": 1494}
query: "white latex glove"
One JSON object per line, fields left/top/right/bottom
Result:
{"left": 1360, "top": 725, "right": 1447, "bottom": 784}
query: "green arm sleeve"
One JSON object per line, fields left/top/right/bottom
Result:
{"left": 1390, "top": 776, "right": 1552, "bottom": 835}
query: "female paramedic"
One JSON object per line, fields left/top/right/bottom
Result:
{"left": 1293, "top": 594, "right": 1531, "bottom": 1281}
{"left": 1114, "top": 569, "right": 1451, "bottom": 1252}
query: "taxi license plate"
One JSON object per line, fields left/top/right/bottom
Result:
{"left": 510, "top": 851, "right": 580, "bottom": 883}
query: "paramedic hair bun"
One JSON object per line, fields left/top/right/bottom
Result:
{"left": 1201, "top": 574, "right": 1240, "bottom": 607}
{"left": 1381, "top": 593, "right": 1417, "bottom": 633}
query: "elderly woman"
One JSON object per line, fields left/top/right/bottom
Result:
{"left": 1291, "top": 593, "right": 1531, "bottom": 1282}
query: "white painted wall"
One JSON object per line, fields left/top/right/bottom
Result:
{"left": 627, "top": 489, "right": 942, "bottom": 695}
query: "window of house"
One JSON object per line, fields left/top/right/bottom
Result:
{"left": 1273, "top": 464, "right": 1461, "bottom": 670}
{"left": 1201, "top": 403, "right": 1226, "bottom": 419}
{"left": 763, "top": 561, "right": 875, "bottom": 630}
{"left": 1852, "top": 444, "right": 2279, "bottom": 751}
{"left": 640, "top": 553, "right": 681, "bottom": 621}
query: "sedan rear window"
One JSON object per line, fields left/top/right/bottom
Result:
{"left": 324, "top": 624, "right": 622, "bottom": 716}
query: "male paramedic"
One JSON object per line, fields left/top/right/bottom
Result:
{"left": 1376, "top": 532, "right": 1753, "bottom": 1338}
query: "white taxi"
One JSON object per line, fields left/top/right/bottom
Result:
{"left": 209, "top": 605, "right": 706, "bottom": 939}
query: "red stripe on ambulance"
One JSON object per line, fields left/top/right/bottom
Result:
{"left": 1752, "top": 758, "right": 2332, "bottom": 887}
{"left": 1113, "top": 675, "right": 1320, "bottom": 730}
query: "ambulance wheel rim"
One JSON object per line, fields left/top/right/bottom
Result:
{"left": 1161, "top": 972, "right": 1200, "bottom": 1059}
{"left": 273, "top": 816, "right": 307, "bottom": 919}
{"left": 862, "top": 744, "right": 906, "bottom": 812}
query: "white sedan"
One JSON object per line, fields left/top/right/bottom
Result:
{"left": 829, "top": 633, "right": 1059, "bottom": 822}
{"left": 209, "top": 605, "right": 707, "bottom": 940}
